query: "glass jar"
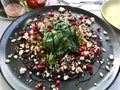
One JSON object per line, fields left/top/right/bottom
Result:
{"left": 1, "top": 0, "right": 26, "bottom": 18}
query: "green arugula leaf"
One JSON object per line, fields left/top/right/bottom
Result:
{"left": 48, "top": 53, "right": 56, "bottom": 65}
{"left": 42, "top": 16, "right": 83, "bottom": 65}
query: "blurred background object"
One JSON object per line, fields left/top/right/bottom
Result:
{"left": 26, "top": 0, "right": 47, "bottom": 9}
{"left": 1, "top": 0, "right": 26, "bottom": 17}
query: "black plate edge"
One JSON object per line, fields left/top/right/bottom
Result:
{"left": 0, "top": 5, "right": 120, "bottom": 90}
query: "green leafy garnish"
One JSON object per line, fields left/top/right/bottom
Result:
{"left": 48, "top": 53, "right": 56, "bottom": 65}
{"left": 42, "top": 16, "right": 83, "bottom": 65}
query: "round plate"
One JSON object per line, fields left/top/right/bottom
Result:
{"left": 0, "top": 5, "right": 120, "bottom": 90}
{"left": 101, "top": 0, "right": 120, "bottom": 30}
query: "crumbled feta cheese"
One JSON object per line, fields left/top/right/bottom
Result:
{"left": 5, "top": 59, "right": 10, "bottom": 63}
{"left": 80, "top": 56, "right": 85, "bottom": 60}
{"left": 20, "top": 44, "right": 24, "bottom": 48}
{"left": 63, "top": 65, "right": 67, "bottom": 69}
{"left": 8, "top": 54, "right": 13, "bottom": 58}
{"left": 23, "top": 32, "right": 29, "bottom": 39}
{"left": 36, "top": 72, "right": 40, "bottom": 76}
{"left": 19, "top": 50, "right": 24, "bottom": 56}
{"left": 90, "top": 17, "right": 95, "bottom": 22}
{"left": 29, "top": 71, "right": 32, "bottom": 74}
{"left": 86, "top": 19, "right": 92, "bottom": 25}
{"left": 19, "top": 67, "right": 26, "bottom": 74}
{"left": 109, "top": 54, "right": 114, "bottom": 60}
{"left": 63, "top": 75, "right": 69, "bottom": 80}
{"left": 14, "top": 55, "right": 18, "bottom": 59}
{"left": 94, "top": 83, "right": 97, "bottom": 86}
{"left": 103, "top": 31, "right": 108, "bottom": 35}
{"left": 82, "top": 65, "right": 87, "bottom": 70}
{"left": 76, "top": 67, "right": 83, "bottom": 73}
{"left": 79, "top": 87, "right": 83, "bottom": 90}
{"left": 11, "top": 39, "right": 16, "bottom": 42}
{"left": 57, "top": 75, "right": 61, "bottom": 78}
{"left": 58, "top": 7, "right": 66, "bottom": 12}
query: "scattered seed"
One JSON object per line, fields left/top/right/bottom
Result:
{"left": 94, "top": 83, "right": 97, "bottom": 86}
{"left": 19, "top": 50, "right": 24, "bottom": 56}
{"left": 106, "top": 36, "right": 110, "bottom": 41}
{"left": 107, "top": 62, "right": 111, "bottom": 66}
{"left": 99, "top": 60, "right": 104, "bottom": 64}
{"left": 105, "top": 65, "right": 110, "bottom": 71}
{"left": 103, "top": 31, "right": 108, "bottom": 35}
{"left": 99, "top": 72, "right": 104, "bottom": 78}
{"left": 51, "top": 84, "right": 56, "bottom": 88}
{"left": 102, "top": 48, "right": 106, "bottom": 52}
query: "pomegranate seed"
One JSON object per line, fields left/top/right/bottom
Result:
{"left": 84, "top": 15, "right": 89, "bottom": 19}
{"left": 47, "top": 28, "right": 51, "bottom": 32}
{"left": 76, "top": 50, "right": 79, "bottom": 54}
{"left": 28, "top": 30, "right": 33, "bottom": 36}
{"left": 87, "top": 64, "right": 93, "bottom": 70}
{"left": 89, "top": 47, "right": 94, "bottom": 53}
{"left": 97, "top": 49, "right": 102, "bottom": 55}
{"left": 47, "top": 25, "right": 52, "bottom": 29}
{"left": 50, "top": 9, "right": 54, "bottom": 12}
{"left": 76, "top": 49, "right": 84, "bottom": 56}
{"left": 55, "top": 80, "right": 61, "bottom": 86}
{"left": 37, "top": 53, "right": 42, "bottom": 58}
{"left": 97, "top": 27, "right": 101, "bottom": 32}
{"left": 32, "top": 25, "right": 39, "bottom": 33}
{"left": 82, "top": 43, "right": 87, "bottom": 47}
{"left": 71, "top": 54, "right": 75, "bottom": 58}
{"left": 36, "top": 13, "right": 40, "bottom": 16}
{"left": 79, "top": 16, "right": 83, "bottom": 20}
{"left": 68, "top": 13, "right": 72, "bottom": 17}
{"left": 71, "top": 22, "right": 76, "bottom": 26}
{"left": 59, "top": 56, "right": 63, "bottom": 60}
{"left": 80, "top": 51, "right": 84, "bottom": 56}
{"left": 79, "top": 47, "right": 85, "bottom": 52}
{"left": 19, "top": 30, "right": 25, "bottom": 36}
{"left": 38, "top": 62, "right": 45, "bottom": 69}
{"left": 49, "top": 12, "right": 54, "bottom": 17}
{"left": 35, "top": 83, "right": 43, "bottom": 89}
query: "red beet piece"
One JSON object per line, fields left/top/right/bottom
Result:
{"left": 55, "top": 80, "right": 61, "bottom": 86}
{"left": 35, "top": 83, "right": 43, "bottom": 89}
{"left": 97, "top": 27, "right": 101, "bottom": 32}
{"left": 87, "top": 65, "right": 93, "bottom": 70}
{"left": 38, "top": 62, "right": 45, "bottom": 69}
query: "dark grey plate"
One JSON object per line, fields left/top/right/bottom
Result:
{"left": 0, "top": 5, "right": 120, "bottom": 90}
